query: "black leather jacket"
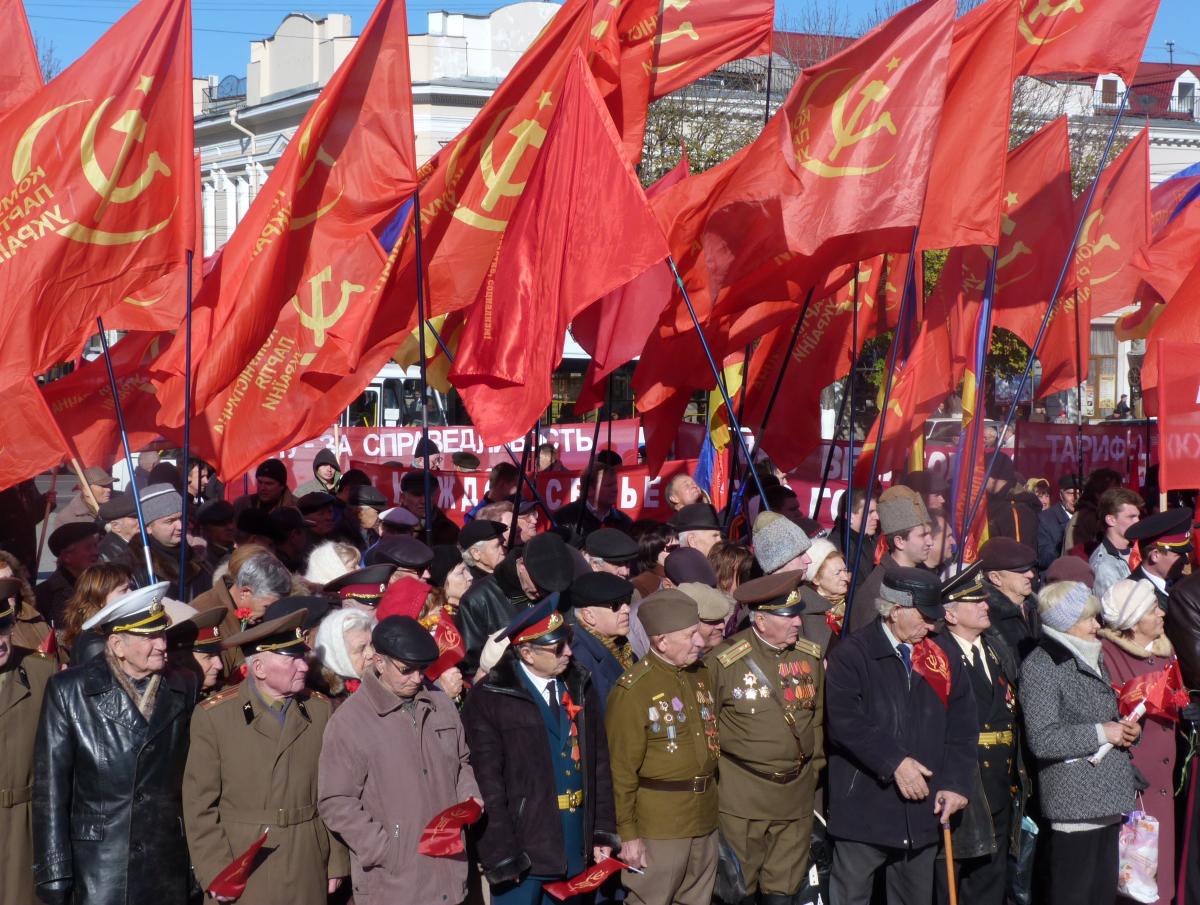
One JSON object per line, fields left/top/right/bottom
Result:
{"left": 32, "top": 656, "right": 197, "bottom": 905}
{"left": 457, "top": 559, "right": 534, "bottom": 675}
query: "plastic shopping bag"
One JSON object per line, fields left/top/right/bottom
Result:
{"left": 1118, "top": 810, "right": 1160, "bottom": 903}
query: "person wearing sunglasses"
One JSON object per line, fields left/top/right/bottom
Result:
{"left": 463, "top": 596, "right": 619, "bottom": 905}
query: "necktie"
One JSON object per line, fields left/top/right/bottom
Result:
{"left": 899, "top": 643, "right": 913, "bottom": 675}
{"left": 548, "top": 680, "right": 560, "bottom": 709}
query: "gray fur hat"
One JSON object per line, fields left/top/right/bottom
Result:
{"left": 752, "top": 511, "right": 812, "bottom": 575}
{"left": 877, "top": 485, "right": 929, "bottom": 536}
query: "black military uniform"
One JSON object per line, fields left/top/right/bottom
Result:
{"left": 1125, "top": 507, "right": 1194, "bottom": 611}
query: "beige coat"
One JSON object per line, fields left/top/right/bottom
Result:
{"left": 1, "top": 648, "right": 56, "bottom": 905}
{"left": 318, "top": 670, "right": 480, "bottom": 905}
{"left": 183, "top": 678, "right": 349, "bottom": 904}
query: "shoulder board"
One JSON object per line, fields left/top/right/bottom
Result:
{"left": 716, "top": 640, "right": 752, "bottom": 668}
{"left": 200, "top": 685, "right": 241, "bottom": 709}
{"left": 617, "top": 660, "right": 651, "bottom": 689}
{"left": 308, "top": 690, "right": 330, "bottom": 703}
{"left": 794, "top": 639, "right": 822, "bottom": 660}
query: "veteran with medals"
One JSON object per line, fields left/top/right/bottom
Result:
{"left": 705, "top": 572, "right": 824, "bottom": 905}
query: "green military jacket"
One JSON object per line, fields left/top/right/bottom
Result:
{"left": 706, "top": 627, "right": 824, "bottom": 819}
{"left": 605, "top": 652, "right": 719, "bottom": 841}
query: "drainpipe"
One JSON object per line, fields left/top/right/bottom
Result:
{"left": 229, "top": 108, "right": 259, "bottom": 193}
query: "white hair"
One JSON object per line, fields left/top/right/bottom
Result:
{"left": 875, "top": 598, "right": 899, "bottom": 618}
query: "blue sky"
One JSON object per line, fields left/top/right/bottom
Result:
{"left": 25, "top": 0, "right": 1198, "bottom": 82}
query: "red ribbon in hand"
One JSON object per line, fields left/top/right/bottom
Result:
{"left": 417, "top": 799, "right": 483, "bottom": 857}
{"left": 544, "top": 858, "right": 629, "bottom": 900}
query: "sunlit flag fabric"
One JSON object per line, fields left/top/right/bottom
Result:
{"left": 1012, "top": 0, "right": 1159, "bottom": 84}
{"left": 0, "top": 0, "right": 41, "bottom": 117}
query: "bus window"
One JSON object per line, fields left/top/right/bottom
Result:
{"left": 343, "top": 387, "right": 380, "bottom": 427}
{"left": 382, "top": 378, "right": 404, "bottom": 426}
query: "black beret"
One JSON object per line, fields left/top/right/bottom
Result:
{"left": 521, "top": 532, "right": 574, "bottom": 594}
{"left": 881, "top": 567, "right": 943, "bottom": 618}
{"left": 978, "top": 537, "right": 1037, "bottom": 575}
{"left": 263, "top": 595, "right": 334, "bottom": 631}
{"left": 298, "top": 491, "right": 337, "bottom": 514}
{"left": 49, "top": 522, "right": 101, "bottom": 557}
{"left": 255, "top": 458, "right": 288, "bottom": 485}
{"left": 312, "top": 448, "right": 339, "bottom": 471}
{"left": 584, "top": 528, "right": 638, "bottom": 563}
{"left": 195, "top": 498, "right": 235, "bottom": 526}
{"left": 430, "top": 544, "right": 463, "bottom": 589}
{"left": 268, "top": 507, "right": 307, "bottom": 538}
{"left": 664, "top": 548, "right": 717, "bottom": 588}
{"left": 459, "top": 519, "right": 506, "bottom": 549}
{"left": 98, "top": 491, "right": 137, "bottom": 522}
{"left": 734, "top": 571, "right": 806, "bottom": 616}
{"left": 372, "top": 615, "right": 440, "bottom": 666}
{"left": 452, "top": 451, "right": 481, "bottom": 470}
{"left": 668, "top": 503, "right": 721, "bottom": 532}
{"left": 236, "top": 507, "right": 274, "bottom": 537}
{"left": 367, "top": 535, "right": 434, "bottom": 571}
{"left": 570, "top": 571, "right": 634, "bottom": 609}
{"left": 349, "top": 485, "right": 388, "bottom": 509}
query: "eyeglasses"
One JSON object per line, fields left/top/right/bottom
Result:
{"left": 384, "top": 658, "right": 422, "bottom": 676}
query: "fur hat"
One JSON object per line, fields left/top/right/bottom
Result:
{"left": 1101, "top": 578, "right": 1159, "bottom": 632}
{"left": 877, "top": 485, "right": 930, "bottom": 536}
{"left": 803, "top": 538, "right": 839, "bottom": 583}
{"left": 752, "top": 511, "right": 812, "bottom": 575}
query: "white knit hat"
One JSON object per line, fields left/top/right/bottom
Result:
{"left": 803, "top": 538, "right": 839, "bottom": 583}
{"left": 1101, "top": 578, "right": 1159, "bottom": 632}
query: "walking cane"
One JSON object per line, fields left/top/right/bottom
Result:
{"left": 942, "top": 816, "right": 958, "bottom": 905}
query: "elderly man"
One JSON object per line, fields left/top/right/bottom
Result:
{"left": 193, "top": 549, "right": 293, "bottom": 676}
{"left": 979, "top": 538, "right": 1041, "bottom": 662}
{"left": 1089, "top": 487, "right": 1144, "bottom": 600}
{"left": 0, "top": 592, "right": 57, "bottom": 905}
{"left": 400, "top": 471, "right": 461, "bottom": 545}
{"left": 555, "top": 463, "right": 634, "bottom": 537}
{"left": 233, "top": 458, "right": 298, "bottom": 515}
{"left": 584, "top": 527, "right": 639, "bottom": 578}
{"left": 343, "top": 484, "right": 389, "bottom": 551}
{"left": 36, "top": 522, "right": 101, "bottom": 625}
{"left": 826, "top": 568, "right": 976, "bottom": 905}
{"left": 669, "top": 504, "right": 724, "bottom": 558}
{"left": 34, "top": 583, "right": 197, "bottom": 905}
{"left": 934, "top": 565, "right": 1026, "bottom": 905}
{"left": 664, "top": 473, "right": 705, "bottom": 512}
{"left": 848, "top": 485, "right": 933, "bottom": 635}
{"left": 183, "top": 609, "right": 348, "bottom": 904}
{"left": 706, "top": 572, "right": 824, "bottom": 904}
{"left": 320, "top": 616, "right": 480, "bottom": 905}
{"left": 462, "top": 597, "right": 619, "bottom": 904}
{"left": 1124, "top": 507, "right": 1192, "bottom": 610}
{"left": 1036, "top": 473, "right": 1080, "bottom": 571}
{"left": 460, "top": 519, "right": 508, "bottom": 575}
{"left": 97, "top": 491, "right": 138, "bottom": 569}
{"left": 569, "top": 571, "right": 636, "bottom": 708}
{"left": 56, "top": 465, "right": 112, "bottom": 526}
{"left": 752, "top": 511, "right": 812, "bottom": 575}
{"left": 678, "top": 582, "right": 733, "bottom": 653}
{"left": 130, "top": 483, "right": 214, "bottom": 601}
{"left": 367, "top": 533, "right": 436, "bottom": 581}
{"left": 296, "top": 447, "right": 341, "bottom": 497}
{"left": 606, "top": 590, "right": 719, "bottom": 905}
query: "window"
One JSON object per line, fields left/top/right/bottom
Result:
{"left": 1101, "top": 78, "right": 1119, "bottom": 105}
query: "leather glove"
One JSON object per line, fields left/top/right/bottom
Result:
{"left": 1180, "top": 703, "right": 1200, "bottom": 727}
{"left": 36, "top": 880, "right": 72, "bottom": 905}
{"left": 479, "top": 629, "right": 511, "bottom": 674}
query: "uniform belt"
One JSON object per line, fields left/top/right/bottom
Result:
{"left": 0, "top": 785, "right": 32, "bottom": 807}
{"left": 722, "top": 750, "right": 804, "bottom": 784}
{"left": 638, "top": 775, "right": 713, "bottom": 793}
{"left": 223, "top": 805, "right": 318, "bottom": 827}
{"left": 978, "top": 730, "right": 1014, "bottom": 747}
{"left": 556, "top": 790, "right": 584, "bottom": 811}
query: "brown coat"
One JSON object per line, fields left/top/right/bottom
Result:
{"left": 11, "top": 599, "right": 52, "bottom": 655}
{"left": 0, "top": 648, "right": 55, "bottom": 905}
{"left": 318, "top": 670, "right": 480, "bottom": 905}
{"left": 190, "top": 577, "right": 244, "bottom": 676}
{"left": 182, "top": 678, "right": 349, "bottom": 904}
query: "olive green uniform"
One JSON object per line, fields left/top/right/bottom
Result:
{"left": 606, "top": 653, "right": 720, "bottom": 905}
{"left": 706, "top": 628, "right": 824, "bottom": 898}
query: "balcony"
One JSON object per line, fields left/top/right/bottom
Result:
{"left": 1095, "top": 93, "right": 1198, "bottom": 121}
{"left": 202, "top": 75, "right": 247, "bottom": 115}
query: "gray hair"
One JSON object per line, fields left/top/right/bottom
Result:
{"left": 234, "top": 552, "right": 292, "bottom": 599}
{"left": 875, "top": 598, "right": 899, "bottom": 618}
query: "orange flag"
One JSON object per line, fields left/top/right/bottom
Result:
{"left": 0, "top": 0, "right": 41, "bottom": 116}
{"left": 451, "top": 52, "right": 669, "bottom": 445}
{"left": 1014, "top": 0, "right": 1159, "bottom": 84}
{"left": 0, "top": 0, "right": 193, "bottom": 381}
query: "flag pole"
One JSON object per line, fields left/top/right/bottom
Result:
{"left": 843, "top": 266, "right": 861, "bottom": 554}
{"left": 666, "top": 256, "right": 769, "bottom": 508}
{"left": 413, "top": 189, "right": 435, "bottom": 547}
{"left": 575, "top": 416, "right": 604, "bottom": 540}
{"left": 96, "top": 318, "right": 156, "bottom": 583}
{"left": 509, "top": 426, "right": 533, "bottom": 549}
{"left": 846, "top": 232, "right": 921, "bottom": 613}
{"left": 962, "top": 90, "right": 1131, "bottom": 536}
{"left": 179, "top": 249, "right": 194, "bottom": 599}
{"left": 1072, "top": 286, "right": 1086, "bottom": 488}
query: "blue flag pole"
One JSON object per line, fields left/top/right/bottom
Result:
{"left": 179, "top": 249, "right": 194, "bottom": 598}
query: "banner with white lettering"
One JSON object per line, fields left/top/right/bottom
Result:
{"left": 1015, "top": 420, "right": 1157, "bottom": 491}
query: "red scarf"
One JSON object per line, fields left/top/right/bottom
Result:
{"left": 912, "top": 639, "right": 951, "bottom": 707}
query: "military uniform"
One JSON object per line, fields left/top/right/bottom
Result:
{"left": 0, "top": 645, "right": 56, "bottom": 905}
{"left": 706, "top": 573, "right": 824, "bottom": 901}
{"left": 182, "top": 612, "right": 349, "bottom": 904}
{"left": 606, "top": 589, "right": 720, "bottom": 905}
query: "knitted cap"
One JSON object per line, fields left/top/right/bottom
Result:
{"left": 1039, "top": 581, "right": 1096, "bottom": 631}
{"left": 752, "top": 511, "right": 812, "bottom": 575}
{"left": 877, "top": 485, "right": 929, "bottom": 536}
{"left": 139, "top": 483, "right": 183, "bottom": 524}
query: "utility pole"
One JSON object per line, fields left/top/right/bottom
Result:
{"left": 1168, "top": 41, "right": 1176, "bottom": 64}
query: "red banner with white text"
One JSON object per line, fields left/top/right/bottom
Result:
{"left": 1015, "top": 420, "right": 1157, "bottom": 492}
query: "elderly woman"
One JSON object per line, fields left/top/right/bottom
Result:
{"left": 1099, "top": 578, "right": 1178, "bottom": 905}
{"left": 1019, "top": 581, "right": 1142, "bottom": 905}
{"left": 799, "top": 538, "right": 847, "bottom": 654}
{"left": 314, "top": 608, "right": 376, "bottom": 699}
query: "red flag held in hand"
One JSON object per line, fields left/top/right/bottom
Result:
{"left": 417, "top": 799, "right": 483, "bottom": 857}
{"left": 544, "top": 857, "right": 630, "bottom": 900}
{"left": 425, "top": 614, "right": 466, "bottom": 683}
{"left": 1115, "top": 661, "right": 1190, "bottom": 722}
{"left": 208, "top": 830, "right": 269, "bottom": 899}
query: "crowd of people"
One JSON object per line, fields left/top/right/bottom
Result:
{"left": 1, "top": 442, "right": 1199, "bottom": 905}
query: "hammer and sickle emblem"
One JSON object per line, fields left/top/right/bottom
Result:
{"left": 834, "top": 268, "right": 875, "bottom": 313}
{"left": 1075, "top": 209, "right": 1121, "bottom": 286}
{"left": 1018, "top": 0, "right": 1085, "bottom": 46}
{"left": 660, "top": 22, "right": 699, "bottom": 43}
{"left": 291, "top": 100, "right": 343, "bottom": 230}
{"left": 662, "top": 0, "right": 691, "bottom": 9}
{"left": 797, "top": 69, "right": 897, "bottom": 179}
{"left": 291, "top": 265, "right": 365, "bottom": 365}
{"left": 453, "top": 105, "right": 549, "bottom": 232}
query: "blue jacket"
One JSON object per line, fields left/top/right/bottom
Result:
{"left": 1037, "top": 503, "right": 1072, "bottom": 572}
{"left": 568, "top": 623, "right": 627, "bottom": 714}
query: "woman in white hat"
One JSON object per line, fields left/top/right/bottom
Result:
{"left": 799, "top": 538, "right": 848, "bottom": 654}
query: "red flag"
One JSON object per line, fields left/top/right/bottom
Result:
{"left": 647, "top": 0, "right": 773, "bottom": 98}
{"left": 425, "top": 613, "right": 466, "bottom": 682}
{"left": 0, "top": 0, "right": 193, "bottom": 380}
{"left": 1145, "top": 262, "right": 1200, "bottom": 413}
{"left": 416, "top": 799, "right": 483, "bottom": 857}
{"left": 1155, "top": 334, "right": 1200, "bottom": 490}
{"left": 1013, "top": 0, "right": 1159, "bottom": 84}
{"left": 0, "top": 0, "right": 41, "bottom": 116}
{"left": 0, "top": 376, "right": 70, "bottom": 491}
{"left": 1114, "top": 661, "right": 1189, "bottom": 722}
{"left": 207, "top": 831, "right": 269, "bottom": 899}
{"left": 1130, "top": 189, "right": 1200, "bottom": 307}
{"left": 544, "top": 858, "right": 630, "bottom": 901}
{"left": 573, "top": 151, "right": 689, "bottom": 415}
{"left": 451, "top": 52, "right": 669, "bottom": 446}
{"left": 37, "top": 623, "right": 58, "bottom": 657}
{"left": 912, "top": 638, "right": 951, "bottom": 707}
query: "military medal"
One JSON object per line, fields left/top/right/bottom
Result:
{"left": 648, "top": 706, "right": 661, "bottom": 733}
{"left": 666, "top": 724, "right": 678, "bottom": 753}
{"left": 671, "top": 697, "right": 686, "bottom": 723}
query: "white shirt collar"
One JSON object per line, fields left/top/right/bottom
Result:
{"left": 881, "top": 623, "right": 906, "bottom": 653}
{"left": 518, "top": 662, "right": 555, "bottom": 701}
{"left": 1143, "top": 570, "right": 1168, "bottom": 595}
{"left": 949, "top": 631, "right": 990, "bottom": 681}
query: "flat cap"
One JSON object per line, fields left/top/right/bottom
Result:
{"left": 978, "top": 537, "right": 1037, "bottom": 574}
{"left": 1058, "top": 472, "right": 1082, "bottom": 491}
{"left": 195, "top": 498, "right": 235, "bottom": 526}
{"left": 372, "top": 615, "right": 440, "bottom": 666}
{"left": 349, "top": 485, "right": 388, "bottom": 509}
{"left": 49, "top": 521, "right": 100, "bottom": 557}
{"left": 459, "top": 519, "right": 506, "bottom": 549}
{"left": 584, "top": 528, "right": 638, "bottom": 563}
{"left": 430, "top": 544, "right": 463, "bottom": 588}
{"left": 734, "top": 571, "right": 806, "bottom": 616}
{"left": 522, "top": 532, "right": 575, "bottom": 594}
{"left": 1125, "top": 507, "right": 1193, "bottom": 554}
{"left": 664, "top": 547, "right": 717, "bottom": 587}
{"left": 298, "top": 491, "right": 338, "bottom": 514}
{"left": 366, "top": 535, "right": 434, "bottom": 571}
{"left": 677, "top": 582, "right": 733, "bottom": 623}
{"left": 324, "top": 564, "right": 397, "bottom": 607}
{"left": 638, "top": 589, "right": 700, "bottom": 636}
{"left": 268, "top": 506, "right": 307, "bottom": 537}
{"left": 881, "top": 567, "right": 942, "bottom": 618}
{"left": 98, "top": 491, "right": 136, "bottom": 522}
{"left": 223, "top": 608, "right": 308, "bottom": 657}
{"left": 941, "top": 561, "right": 988, "bottom": 604}
{"left": 380, "top": 506, "right": 419, "bottom": 530}
{"left": 569, "top": 571, "right": 633, "bottom": 609}
{"left": 504, "top": 595, "right": 570, "bottom": 645}
{"left": 669, "top": 503, "right": 721, "bottom": 532}
{"left": 82, "top": 466, "right": 114, "bottom": 486}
